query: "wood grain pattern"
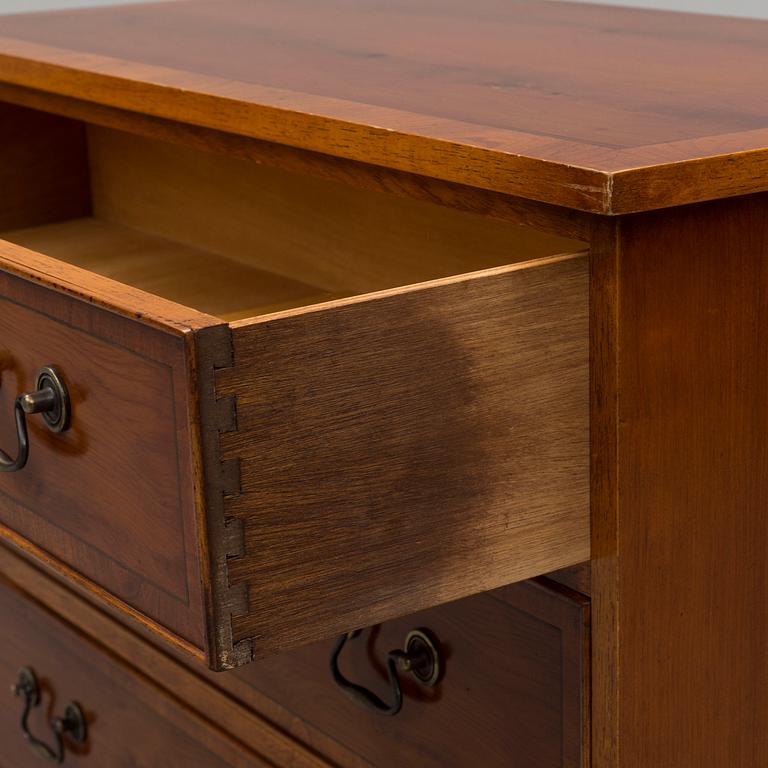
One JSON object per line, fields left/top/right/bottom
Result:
{"left": 587, "top": 217, "right": 620, "bottom": 768}
{"left": 592, "top": 194, "right": 768, "bottom": 766}
{"left": 86, "top": 126, "right": 585, "bottom": 296}
{"left": 0, "top": 101, "right": 591, "bottom": 668}
{"left": 215, "top": 253, "right": 589, "bottom": 660}
{"left": 0, "top": 102, "right": 90, "bottom": 231}
{"left": 192, "top": 323, "right": 253, "bottom": 671}
{"left": 0, "top": 239, "right": 219, "bottom": 654}
{"left": 227, "top": 578, "right": 590, "bottom": 768}
{"left": 0, "top": 575, "right": 272, "bottom": 768}
{"left": 0, "top": 543, "right": 340, "bottom": 768}
{"left": 3, "top": 1, "right": 768, "bottom": 211}
{"left": 0, "top": 236, "right": 220, "bottom": 334}
{"left": 1, "top": 123, "right": 582, "bottom": 322}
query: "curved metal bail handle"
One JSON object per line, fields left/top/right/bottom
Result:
{"left": 0, "top": 368, "right": 70, "bottom": 473}
{"left": 0, "top": 396, "right": 32, "bottom": 472}
{"left": 12, "top": 667, "right": 87, "bottom": 764}
{"left": 330, "top": 633, "right": 404, "bottom": 716}
{"left": 27, "top": 726, "right": 63, "bottom": 764}
{"left": 15, "top": 669, "right": 37, "bottom": 744}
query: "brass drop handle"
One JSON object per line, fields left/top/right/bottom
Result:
{"left": 330, "top": 628, "right": 442, "bottom": 716}
{"left": 0, "top": 366, "right": 70, "bottom": 472}
{"left": 11, "top": 667, "right": 87, "bottom": 764}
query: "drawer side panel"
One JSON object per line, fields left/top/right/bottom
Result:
{"left": 215, "top": 253, "right": 589, "bottom": 662}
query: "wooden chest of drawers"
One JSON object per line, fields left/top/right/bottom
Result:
{"left": 2, "top": 1, "right": 768, "bottom": 766}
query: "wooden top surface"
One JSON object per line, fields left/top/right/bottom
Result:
{"left": 1, "top": 0, "right": 767, "bottom": 214}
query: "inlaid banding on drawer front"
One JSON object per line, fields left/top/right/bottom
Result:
{"left": 0, "top": 297, "right": 184, "bottom": 599}
{"left": 0, "top": 263, "right": 209, "bottom": 651}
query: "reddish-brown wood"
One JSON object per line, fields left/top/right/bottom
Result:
{"left": 0, "top": 240, "right": 213, "bottom": 653}
{"left": 3, "top": 1, "right": 768, "bottom": 212}
{"left": 0, "top": 574, "right": 272, "bottom": 768}
{"left": 591, "top": 194, "right": 768, "bottom": 766}
{"left": 0, "top": 81, "right": 593, "bottom": 243}
{"left": 545, "top": 562, "right": 591, "bottom": 596}
{"left": 0, "top": 100, "right": 591, "bottom": 670}
{"left": 0, "top": 542, "right": 342, "bottom": 768}
{"left": 8, "top": 4, "right": 768, "bottom": 766}
{"left": 587, "top": 216, "right": 620, "bottom": 767}
{"left": 222, "top": 578, "right": 590, "bottom": 768}
{"left": 0, "top": 538, "right": 589, "bottom": 768}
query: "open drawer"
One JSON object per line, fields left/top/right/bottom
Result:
{"left": 0, "top": 103, "right": 589, "bottom": 670}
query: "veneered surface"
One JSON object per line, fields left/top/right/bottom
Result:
{"left": 1, "top": 0, "right": 768, "bottom": 211}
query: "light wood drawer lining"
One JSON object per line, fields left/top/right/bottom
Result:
{"left": 0, "top": 110, "right": 585, "bottom": 323}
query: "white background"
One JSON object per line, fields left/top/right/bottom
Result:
{"left": 0, "top": 0, "right": 766, "bottom": 18}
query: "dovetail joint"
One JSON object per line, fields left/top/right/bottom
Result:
{"left": 197, "top": 325, "right": 253, "bottom": 669}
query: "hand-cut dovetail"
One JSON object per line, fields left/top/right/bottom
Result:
{"left": 220, "top": 458, "right": 241, "bottom": 498}
{"left": 223, "top": 517, "right": 245, "bottom": 560}
{"left": 226, "top": 581, "right": 249, "bottom": 617}
{"left": 194, "top": 323, "right": 253, "bottom": 669}
{"left": 215, "top": 394, "right": 237, "bottom": 433}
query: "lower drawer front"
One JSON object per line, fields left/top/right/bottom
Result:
{"left": 223, "top": 579, "right": 590, "bottom": 768}
{"left": 0, "top": 577, "right": 264, "bottom": 768}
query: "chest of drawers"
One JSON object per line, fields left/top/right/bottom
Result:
{"left": 1, "top": 1, "right": 767, "bottom": 766}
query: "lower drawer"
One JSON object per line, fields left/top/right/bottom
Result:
{"left": 218, "top": 578, "right": 590, "bottom": 768}
{"left": 0, "top": 541, "right": 590, "bottom": 768}
{"left": 0, "top": 576, "right": 265, "bottom": 768}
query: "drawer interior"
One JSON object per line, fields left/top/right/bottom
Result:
{"left": 0, "top": 104, "right": 585, "bottom": 321}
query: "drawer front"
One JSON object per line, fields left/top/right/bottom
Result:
{"left": 0, "top": 241, "right": 212, "bottom": 655}
{"left": 0, "top": 576, "right": 267, "bottom": 768}
{"left": 0, "top": 541, "right": 588, "bottom": 768}
{"left": 222, "top": 578, "right": 590, "bottom": 768}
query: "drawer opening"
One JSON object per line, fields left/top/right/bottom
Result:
{"left": 0, "top": 106, "right": 585, "bottom": 321}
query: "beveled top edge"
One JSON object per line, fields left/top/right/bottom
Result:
{"left": 1, "top": 0, "right": 768, "bottom": 214}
